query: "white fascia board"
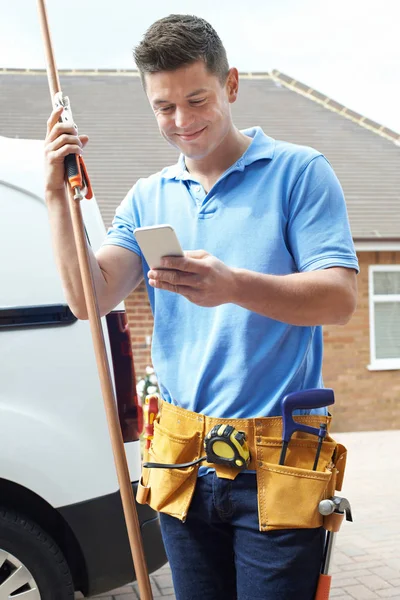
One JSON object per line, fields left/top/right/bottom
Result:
{"left": 355, "top": 241, "right": 400, "bottom": 251}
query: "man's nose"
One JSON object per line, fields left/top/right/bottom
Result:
{"left": 175, "top": 107, "right": 195, "bottom": 129}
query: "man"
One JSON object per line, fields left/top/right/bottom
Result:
{"left": 44, "top": 14, "right": 358, "bottom": 600}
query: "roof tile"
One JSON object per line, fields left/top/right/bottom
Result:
{"left": 0, "top": 70, "right": 398, "bottom": 239}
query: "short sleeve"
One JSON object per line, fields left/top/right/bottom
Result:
{"left": 287, "top": 155, "right": 359, "bottom": 273}
{"left": 101, "top": 186, "right": 142, "bottom": 257}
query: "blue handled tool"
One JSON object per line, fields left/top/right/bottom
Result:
{"left": 279, "top": 389, "right": 334, "bottom": 467}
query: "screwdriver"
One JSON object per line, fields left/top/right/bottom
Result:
{"left": 143, "top": 395, "right": 159, "bottom": 450}
{"left": 53, "top": 92, "right": 93, "bottom": 201}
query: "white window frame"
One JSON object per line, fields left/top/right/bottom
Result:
{"left": 368, "top": 265, "right": 400, "bottom": 371}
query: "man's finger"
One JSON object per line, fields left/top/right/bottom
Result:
{"left": 185, "top": 250, "right": 209, "bottom": 259}
{"left": 80, "top": 135, "right": 89, "bottom": 147}
{"left": 46, "top": 106, "right": 64, "bottom": 136}
{"left": 46, "top": 122, "right": 78, "bottom": 146}
{"left": 148, "top": 278, "right": 193, "bottom": 296}
{"left": 160, "top": 252, "right": 207, "bottom": 273}
{"left": 148, "top": 269, "right": 198, "bottom": 287}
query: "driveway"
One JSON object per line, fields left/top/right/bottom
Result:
{"left": 78, "top": 430, "right": 400, "bottom": 599}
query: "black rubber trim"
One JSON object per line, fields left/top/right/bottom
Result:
{"left": 0, "top": 304, "right": 77, "bottom": 329}
{"left": 58, "top": 482, "right": 167, "bottom": 597}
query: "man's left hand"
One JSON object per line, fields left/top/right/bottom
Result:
{"left": 147, "top": 250, "right": 235, "bottom": 307}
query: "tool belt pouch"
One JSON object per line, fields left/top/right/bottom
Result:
{"left": 256, "top": 434, "right": 347, "bottom": 532}
{"left": 136, "top": 417, "right": 203, "bottom": 522}
{"left": 137, "top": 402, "right": 348, "bottom": 530}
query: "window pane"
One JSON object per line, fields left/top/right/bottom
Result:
{"left": 0, "top": 183, "right": 65, "bottom": 306}
{"left": 373, "top": 271, "right": 400, "bottom": 295}
{"left": 375, "top": 302, "right": 400, "bottom": 359}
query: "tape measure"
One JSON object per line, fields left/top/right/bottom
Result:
{"left": 143, "top": 424, "right": 250, "bottom": 471}
{"left": 204, "top": 424, "right": 250, "bottom": 470}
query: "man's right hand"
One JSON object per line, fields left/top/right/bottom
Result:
{"left": 44, "top": 106, "right": 89, "bottom": 193}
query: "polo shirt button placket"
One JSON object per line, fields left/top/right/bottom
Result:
{"left": 192, "top": 183, "right": 205, "bottom": 208}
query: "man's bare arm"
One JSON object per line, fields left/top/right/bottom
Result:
{"left": 147, "top": 251, "right": 357, "bottom": 326}
{"left": 229, "top": 266, "right": 357, "bottom": 326}
{"left": 46, "top": 189, "right": 142, "bottom": 319}
{"left": 95, "top": 244, "right": 143, "bottom": 318}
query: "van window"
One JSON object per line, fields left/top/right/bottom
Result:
{"left": 0, "top": 183, "right": 65, "bottom": 307}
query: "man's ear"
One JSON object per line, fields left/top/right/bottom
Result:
{"left": 226, "top": 67, "right": 239, "bottom": 103}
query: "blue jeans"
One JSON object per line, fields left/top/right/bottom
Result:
{"left": 159, "top": 472, "right": 324, "bottom": 600}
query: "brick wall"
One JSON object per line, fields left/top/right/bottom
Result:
{"left": 323, "top": 250, "right": 400, "bottom": 433}
{"left": 126, "top": 250, "right": 400, "bottom": 432}
{"left": 125, "top": 283, "right": 153, "bottom": 377}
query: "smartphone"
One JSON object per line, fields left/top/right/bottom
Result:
{"left": 134, "top": 224, "right": 184, "bottom": 269}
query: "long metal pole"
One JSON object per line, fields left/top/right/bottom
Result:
{"left": 36, "top": 2, "right": 153, "bottom": 598}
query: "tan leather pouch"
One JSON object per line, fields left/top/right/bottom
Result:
{"left": 136, "top": 416, "right": 203, "bottom": 522}
{"left": 255, "top": 433, "right": 346, "bottom": 531}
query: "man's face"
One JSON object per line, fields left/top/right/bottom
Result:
{"left": 145, "top": 61, "right": 238, "bottom": 160}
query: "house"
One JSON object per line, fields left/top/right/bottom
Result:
{"left": 1, "top": 68, "right": 399, "bottom": 432}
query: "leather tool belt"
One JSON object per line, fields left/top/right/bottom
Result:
{"left": 137, "top": 401, "right": 347, "bottom": 531}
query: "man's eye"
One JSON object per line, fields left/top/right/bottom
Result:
{"left": 190, "top": 99, "right": 205, "bottom": 105}
{"left": 158, "top": 106, "right": 174, "bottom": 113}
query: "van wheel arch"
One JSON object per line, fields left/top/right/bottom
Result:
{"left": 0, "top": 478, "right": 88, "bottom": 595}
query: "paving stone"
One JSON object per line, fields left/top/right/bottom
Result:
{"left": 344, "top": 584, "right": 379, "bottom": 599}
{"left": 335, "top": 551, "right": 354, "bottom": 565}
{"left": 148, "top": 591, "right": 163, "bottom": 598}
{"left": 336, "top": 569, "right": 371, "bottom": 579}
{"left": 333, "top": 578, "right": 360, "bottom": 588}
{"left": 160, "top": 587, "right": 175, "bottom": 596}
{"left": 376, "top": 589, "right": 400, "bottom": 598}
{"left": 331, "top": 591, "right": 354, "bottom": 598}
{"left": 372, "top": 568, "right": 400, "bottom": 581}
{"left": 112, "top": 586, "right": 136, "bottom": 595}
{"left": 358, "top": 575, "right": 393, "bottom": 591}
{"left": 348, "top": 561, "right": 385, "bottom": 571}
{"left": 154, "top": 574, "right": 174, "bottom": 588}
{"left": 342, "top": 545, "right": 369, "bottom": 557}
{"left": 354, "top": 555, "right": 390, "bottom": 565}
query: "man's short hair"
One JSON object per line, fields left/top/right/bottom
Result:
{"left": 133, "top": 14, "right": 230, "bottom": 86}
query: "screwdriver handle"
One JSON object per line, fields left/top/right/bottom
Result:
{"left": 54, "top": 91, "right": 93, "bottom": 200}
{"left": 143, "top": 395, "right": 159, "bottom": 450}
{"left": 65, "top": 153, "right": 82, "bottom": 190}
{"left": 282, "top": 389, "right": 334, "bottom": 443}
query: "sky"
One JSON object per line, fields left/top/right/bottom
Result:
{"left": 1, "top": 0, "right": 399, "bottom": 133}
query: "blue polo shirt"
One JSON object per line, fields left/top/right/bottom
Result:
{"left": 103, "top": 127, "right": 359, "bottom": 418}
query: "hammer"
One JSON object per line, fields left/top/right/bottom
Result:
{"left": 315, "top": 496, "right": 353, "bottom": 599}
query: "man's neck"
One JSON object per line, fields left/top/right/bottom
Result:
{"left": 185, "top": 127, "right": 252, "bottom": 187}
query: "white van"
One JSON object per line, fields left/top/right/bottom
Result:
{"left": 0, "top": 135, "right": 166, "bottom": 599}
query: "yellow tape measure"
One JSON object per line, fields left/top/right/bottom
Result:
{"left": 204, "top": 424, "right": 250, "bottom": 470}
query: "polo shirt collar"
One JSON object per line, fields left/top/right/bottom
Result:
{"left": 161, "top": 126, "right": 275, "bottom": 180}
